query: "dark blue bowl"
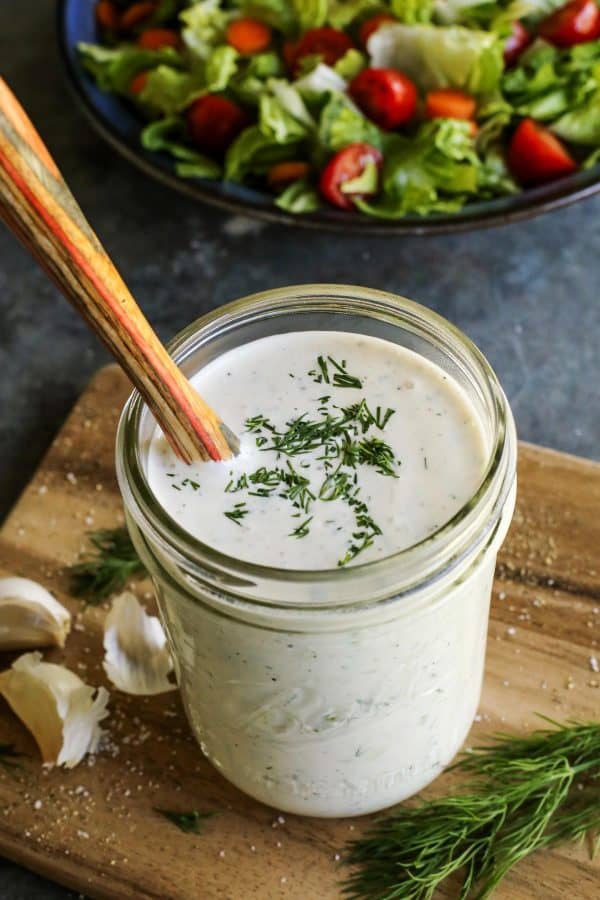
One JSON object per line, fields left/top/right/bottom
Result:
{"left": 58, "top": 0, "right": 600, "bottom": 234}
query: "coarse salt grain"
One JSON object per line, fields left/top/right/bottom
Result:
{"left": 589, "top": 656, "right": 599, "bottom": 673}
{"left": 506, "top": 626, "right": 516, "bottom": 636}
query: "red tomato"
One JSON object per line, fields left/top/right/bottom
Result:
{"left": 137, "top": 28, "right": 180, "bottom": 50}
{"left": 358, "top": 14, "right": 396, "bottom": 47}
{"left": 504, "top": 21, "right": 532, "bottom": 66}
{"left": 349, "top": 68, "right": 417, "bottom": 130}
{"left": 539, "top": 0, "right": 600, "bottom": 47}
{"left": 120, "top": 2, "right": 156, "bottom": 32}
{"left": 424, "top": 88, "right": 476, "bottom": 121}
{"left": 319, "top": 143, "right": 383, "bottom": 210}
{"left": 186, "top": 95, "right": 249, "bottom": 156}
{"left": 507, "top": 118, "right": 577, "bottom": 185}
{"left": 129, "top": 71, "right": 149, "bottom": 95}
{"left": 292, "top": 27, "right": 354, "bottom": 72}
{"left": 95, "top": 1, "right": 120, "bottom": 31}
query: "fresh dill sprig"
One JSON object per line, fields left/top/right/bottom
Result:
{"left": 70, "top": 527, "right": 144, "bottom": 604}
{"left": 0, "top": 743, "right": 25, "bottom": 771}
{"left": 154, "top": 808, "right": 217, "bottom": 834}
{"left": 342, "top": 719, "right": 600, "bottom": 900}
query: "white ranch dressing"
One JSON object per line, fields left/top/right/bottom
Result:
{"left": 147, "top": 331, "right": 488, "bottom": 569}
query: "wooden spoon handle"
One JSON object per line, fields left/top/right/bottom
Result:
{"left": 0, "top": 79, "right": 237, "bottom": 463}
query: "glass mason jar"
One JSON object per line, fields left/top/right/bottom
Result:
{"left": 116, "top": 285, "right": 517, "bottom": 818}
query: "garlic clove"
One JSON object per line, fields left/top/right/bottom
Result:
{"left": 103, "top": 591, "right": 176, "bottom": 695}
{"left": 0, "top": 651, "right": 109, "bottom": 768}
{"left": 0, "top": 577, "right": 71, "bottom": 650}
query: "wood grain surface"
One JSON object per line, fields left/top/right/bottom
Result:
{"left": 0, "top": 365, "right": 598, "bottom": 900}
{"left": 0, "top": 78, "right": 235, "bottom": 464}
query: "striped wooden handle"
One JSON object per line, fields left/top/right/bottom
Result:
{"left": 0, "top": 79, "right": 237, "bottom": 463}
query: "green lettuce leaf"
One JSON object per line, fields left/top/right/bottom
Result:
{"left": 295, "top": 63, "right": 348, "bottom": 99}
{"left": 327, "top": 0, "right": 384, "bottom": 29}
{"left": 334, "top": 49, "right": 367, "bottom": 79}
{"left": 141, "top": 117, "right": 221, "bottom": 178}
{"left": 392, "top": 0, "right": 434, "bottom": 23}
{"left": 78, "top": 43, "right": 183, "bottom": 94}
{"left": 292, "top": 0, "right": 328, "bottom": 30}
{"left": 551, "top": 89, "right": 600, "bottom": 145}
{"left": 355, "top": 119, "right": 483, "bottom": 217}
{"left": 231, "top": 52, "right": 284, "bottom": 104}
{"left": 204, "top": 44, "right": 239, "bottom": 91}
{"left": 367, "top": 23, "right": 504, "bottom": 94}
{"left": 503, "top": 39, "right": 600, "bottom": 122}
{"left": 180, "top": 0, "right": 232, "bottom": 59}
{"left": 318, "top": 92, "right": 383, "bottom": 152}
{"left": 225, "top": 125, "right": 303, "bottom": 180}
{"left": 275, "top": 178, "right": 321, "bottom": 211}
{"left": 135, "top": 45, "right": 238, "bottom": 114}
{"left": 238, "top": 0, "right": 297, "bottom": 34}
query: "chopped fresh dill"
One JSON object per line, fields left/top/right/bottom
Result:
{"left": 154, "top": 808, "right": 217, "bottom": 834}
{"left": 309, "top": 355, "right": 363, "bottom": 389}
{"left": 289, "top": 516, "right": 313, "bottom": 538}
{"left": 224, "top": 503, "right": 249, "bottom": 526}
{"left": 342, "top": 718, "right": 600, "bottom": 899}
{"left": 70, "top": 527, "right": 144, "bottom": 604}
{"left": 234, "top": 373, "right": 399, "bottom": 565}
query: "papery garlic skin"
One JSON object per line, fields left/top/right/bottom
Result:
{"left": 0, "top": 652, "right": 109, "bottom": 768}
{"left": 103, "top": 592, "right": 176, "bottom": 695}
{"left": 0, "top": 577, "right": 71, "bottom": 651}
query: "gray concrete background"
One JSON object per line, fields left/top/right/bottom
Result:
{"left": 1, "top": 2, "right": 599, "bottom": 897}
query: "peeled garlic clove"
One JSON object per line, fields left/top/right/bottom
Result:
{"left": 0, "top": 576, "right": 71, "bottom": 650}
{"left": 0, "top": 651, "right": 109, "bottom": 768}
{"left": 103, "top": 591, "right": 176, "bottom": 695}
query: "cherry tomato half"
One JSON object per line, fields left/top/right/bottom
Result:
{"left": 292, "top": 27, "right": 354, "bottom": 73}
{"left": 424, "top": 88, "right": 476, "bottom": 121}
{"left": 137, "top": 28, "right": 180, "bottom": 50}
{"left": 95, "top": 0, "right": 120, "bottom": 31}
{"left": 539, "top": 0, "right": 600, "bottom": 47}
{"left": 319, "top": 143, "right": 383, "bottom": 210}
{"left": 507, "top": 118, "right": 577, "bottom": 186}
{"left": 120, "top": 2, "right": 156, "bottom": 32}
{"left": 129, "top": 70, "right": 150, "bottom": 95}
{"left": 349, "top": 68, "right": 418, "bottom": 130}
{"left": 358, "top": 14, "right": 396, "bottom": 48}
{"left": 186, "top": 95, "right": 249, "bottom": 156}
{"left": 504, "top": 21, "right": 532, "bottom": 66}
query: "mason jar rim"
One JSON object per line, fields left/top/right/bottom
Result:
{"left": 116, "top": 285, "right": 516, "bottom": 609}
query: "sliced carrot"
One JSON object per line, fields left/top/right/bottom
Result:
{"left": 267, "top": 161, "right": 311, "bottom": 189}
{"left": 95, "top": 0, "right": 120, "bottom": 31}
{"left": 129, "top": 71, "right": 149, "bottom": 96}
{"left": 425, "top": 89, "right": 476, "bottom": 121}
{"left": 137, "top": 28, "right": 180, "bottom": 50}
{"left": 120, "top": 1, "right": 156, "bottom": 32}
{"left": 226, "top": 17, "right": 272, "bottom": 54}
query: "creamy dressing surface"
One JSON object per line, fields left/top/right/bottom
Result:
{"left": 147, "top": 331, "right": 488, "bottom": 569}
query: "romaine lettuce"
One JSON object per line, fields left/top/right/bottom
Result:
{"left": 367, "top": 23, "right": 504, "bottom": 94}
{"left": 141, "top": 117, "right": 221, "bottom": 178}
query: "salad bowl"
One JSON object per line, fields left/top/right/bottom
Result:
{"left": 58, "top": 0, "right": 600, "bottom": 235}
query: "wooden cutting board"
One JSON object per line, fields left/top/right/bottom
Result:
{"left": 0, "top": 365, "right": 598, "bottom": 900}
